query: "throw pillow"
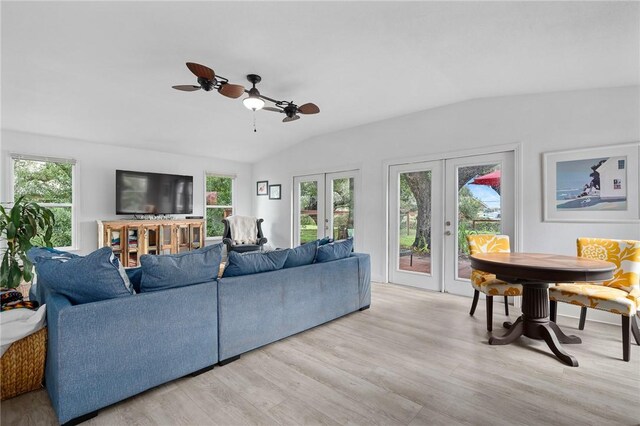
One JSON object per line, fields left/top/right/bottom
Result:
{"left": 27, "top": 246, "right": 80, "bottom": 263}
{"left": 318, "top": 237, "right": 334, "bottom": 246}
{"left": 222, "top": 250, "right": 289, "bottom": 277}
{"left": 139, "top": 243, "right": 223, "bottom": 292}
{"left": 315, "top": 238, "right": 354, "bottom": 263}
{"left": 33, "top": 247, "right": 134, "bottom": 305}
{"left": 283, "top": 240, "right": 318, "bottom": 269}
{"left": 125, "top": 267, "right": 143, "bottom": 294}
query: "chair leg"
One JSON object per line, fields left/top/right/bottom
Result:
{"left": 632, "top": 316, "right": 640, "bottom": 346}
{"left": 486, "top": 296, "right": 493, "bottom": 332}
{"left": 622, "top": 315, "right": 631, "bottom": 362}
{"left": 578, "top": 307, "right": 587, "bottom": 330}
{"left": 504, "top": 296, "right": 509, "bottom": 316}
{"left": 550, "top": 300, "right": 557, "bottom": 323}
{"left": 470, "top": 290, "right": 480, "bottom": 316}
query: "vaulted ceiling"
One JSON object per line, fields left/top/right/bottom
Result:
{"left": 2, "top": 1, "right": 638, "bottom": 162}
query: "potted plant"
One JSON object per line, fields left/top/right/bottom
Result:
{"left": 0, "top": 196, "right": 55, "bottom": 289}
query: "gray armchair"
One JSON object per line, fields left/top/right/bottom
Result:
{"left": 222, "top": 217, "right": 268, "bottom": 253}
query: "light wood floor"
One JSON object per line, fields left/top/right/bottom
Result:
{"left": 2, "top": 283, "right": 639, "bottom": 426}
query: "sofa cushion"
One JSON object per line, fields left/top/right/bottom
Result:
{"left": 139, "top": 243, "right": 223, "bottom": 292}
{"left": 318, "top": 237, "right": 334, "bottom": 246}
{"left": 33, "top": 247, "right": 134, "bottom": 304}
{"left": 315, "top": 238, "right": 353, "bottom": 263}
{"left": 27, "top": 246, "right": 80, "bottom": 263}
{"left": 223, "top": 250, "right": 289, "bottom": 277}
{"left": 283, "top": 241, "right": 318, "bottom": 269}
{"left": 125, "top": 267, "right": 143, "bottom": 293}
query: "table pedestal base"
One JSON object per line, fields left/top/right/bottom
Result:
{"left": 488, "top": 283, "right": 581, "bottom": 367}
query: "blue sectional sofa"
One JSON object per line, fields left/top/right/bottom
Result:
{"left": 41, "top": 281, "right": 218, "bottom": 425}
{"left": 33, "top": 250, "right": 371, "bottom": 425}
{"left": 218, "top": 253, "right": 371, "bottom": 363}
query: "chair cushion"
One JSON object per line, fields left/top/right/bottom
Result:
{"left": 467, "top": 234, "right": 510, "bottom": 255}
{"left": 576, "top": 238, "right": 640, "bottom": 294}
{"left": 222, "top": 250, "right": 289, "bottom": 277}
{"left": 315, "top": 238, "right": 353, "bottom": 263}
{"left": 283, "top": 241, "right": 318, "bottom": 269}
{"left": 471, "top": 270, "right": 522, "bottom": 296}
{"left": 32, "top": 247, "right": 134, "bottom": 304}
{"left": 140, "top": 243, "right": 223, "bottom": 292}
{"left": 550, "top": 283, "right": 638, "bottom": 316}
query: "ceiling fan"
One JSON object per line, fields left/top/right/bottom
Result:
{"left": 172, "top": 63, "right": 320, "bottom": 124}
{"left": 172, "top": 62, "right": 245, "bottom": 99}
{"left": 243, "top": 74, "right": 320, "bottom": 123}
{"left": 263, "top": 100, "right": 321, "bottom": 123}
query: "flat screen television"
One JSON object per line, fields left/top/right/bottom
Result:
{"left": 116, "top": 170, "right": 193, "bottom": 215}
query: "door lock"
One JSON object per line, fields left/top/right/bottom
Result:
{"left": 445, "top": 230, "right": 452, "bottom": 236}
{"left": 445, "top": 221, "right": 451, "bottom": 226}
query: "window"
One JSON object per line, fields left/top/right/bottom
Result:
{"left": 618, "top": 159, "right": 625, "bottom": 170}
{"left": 205, "top": 174, "right": 234, "bottom": 238}
{"left": 11, "top": 155, "right": 76, "bottom": 248}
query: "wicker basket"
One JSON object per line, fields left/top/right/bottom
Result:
{"left": 0, "top": 327, "right": 47, "bottom": 400}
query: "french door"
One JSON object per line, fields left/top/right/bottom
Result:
{"left": 443, "top": 152, "right": 515, "bottom": 296}
{"left": 388, "top": 151, "right": 515, "bottom": 295}
{"left": 389, "top": 161, "right": 444, "bottom": 290}
{"left": 293, "top": 170, "right": 358, "bottom": 248}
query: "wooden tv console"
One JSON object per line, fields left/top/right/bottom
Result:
{"left": 97, "top": 219, "right": 205, "bottom": 268}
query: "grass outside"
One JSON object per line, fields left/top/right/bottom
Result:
{"left": 399, "top": 229, "right": 417, "bottom": 249}
{"left": 300, "top": 226, "right": 318, "bottom": 244}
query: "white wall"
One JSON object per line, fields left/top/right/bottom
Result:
{"left": 1, "top": 129, "right": 253, "bottom": 254}
{"left": 252, "top": 86, "right": 640, "bottom": 323}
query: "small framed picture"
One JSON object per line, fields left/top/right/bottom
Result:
{"left": 256, "top": 180, "right": 269, "bottom": 196}
{"left": 269, "top": 184, "right": 281, "bottom": 200}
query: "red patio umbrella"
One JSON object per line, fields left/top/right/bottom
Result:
{"left": 471, "top": 170, "right": 501, "bottom": 189}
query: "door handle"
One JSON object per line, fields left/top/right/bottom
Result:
{"left": 445, "top": 221, "right": 451, "bottom": 226}
{"left": 445, "top": 230, "right": 452, "bottom": 236}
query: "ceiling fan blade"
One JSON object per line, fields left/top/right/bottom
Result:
{"left": 172, "top": 85, "right": 201, "bottom": 92}
{"left": 263, "top": 107, "right": 283, "bottom": 113}
{"left": 218, "top": 83, "right": 245, "bottom": 99}
{"left": 297, "top": 103, "right": 320, "bottom": 114}
{"left": 186, "top": 62, "right": 215, "bottom": 80}
{"left": 283, "top": 115, "right": 300, "bottom": 123}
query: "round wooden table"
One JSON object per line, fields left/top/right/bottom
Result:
{"left": 469, "top": 253, "right": 615, "bottom": 367}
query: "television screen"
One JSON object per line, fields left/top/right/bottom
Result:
{"left": 116, "top": 170, "right": 193, "bottom": 215}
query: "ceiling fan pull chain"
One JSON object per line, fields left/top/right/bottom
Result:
{"left": 253, "top": 111, "right": 257, "bottom": 133}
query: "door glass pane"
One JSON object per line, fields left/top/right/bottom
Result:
{"left": 331, "top": 178, "right": 354, "bottom": 241}
{"left": 457, "top": 164, "right": 502, "bottom": 279}
{"left": 398, "top": 171, "right": 431, "bottom": 274}
{"left": 299, "top": 181, "right": 319, "bottom": 244}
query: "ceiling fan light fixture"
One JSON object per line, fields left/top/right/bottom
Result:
{"left": 243, "top": 87, "right": 265, "bottom": 111}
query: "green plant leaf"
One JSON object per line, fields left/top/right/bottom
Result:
{"left": 7, "top": 261, "right": 22, "bottom": 288}
{"left": 6, "top": 222, "right": 16, "bottom": 239}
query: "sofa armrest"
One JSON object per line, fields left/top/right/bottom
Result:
{"left": 351, "top": 253, "right": 371, "bottom": 308}
{"left": 44, "top": 281, "right": 218, "bottom": 424}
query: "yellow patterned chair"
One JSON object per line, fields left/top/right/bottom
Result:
{"left": 550, "top": 238, "right": 640, "bottom": 362}
{"left": 467, "top": 234, "right": 522, "bottom": 331}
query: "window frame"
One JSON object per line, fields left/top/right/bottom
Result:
{"left": 9, "top": 153, "right": 78, "bottom": 251}
{"left": 204, "top": 172, "right": 235, "bottom": 241}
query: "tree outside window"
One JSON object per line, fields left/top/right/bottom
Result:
{"left": 12, "top": 157, "right": 75, "bottom": 248}
{"left": 205, "top": 175, "right": 233, "bottom": 238}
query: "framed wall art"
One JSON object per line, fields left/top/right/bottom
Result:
{"left": 257, "top": 180, "right": 269, "bottom": 196}
{"left": 269, "top": 184, "right": 281, "bottom": 200}
{"left": 542, "top": 143, "right": 639, "bottom": 222}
